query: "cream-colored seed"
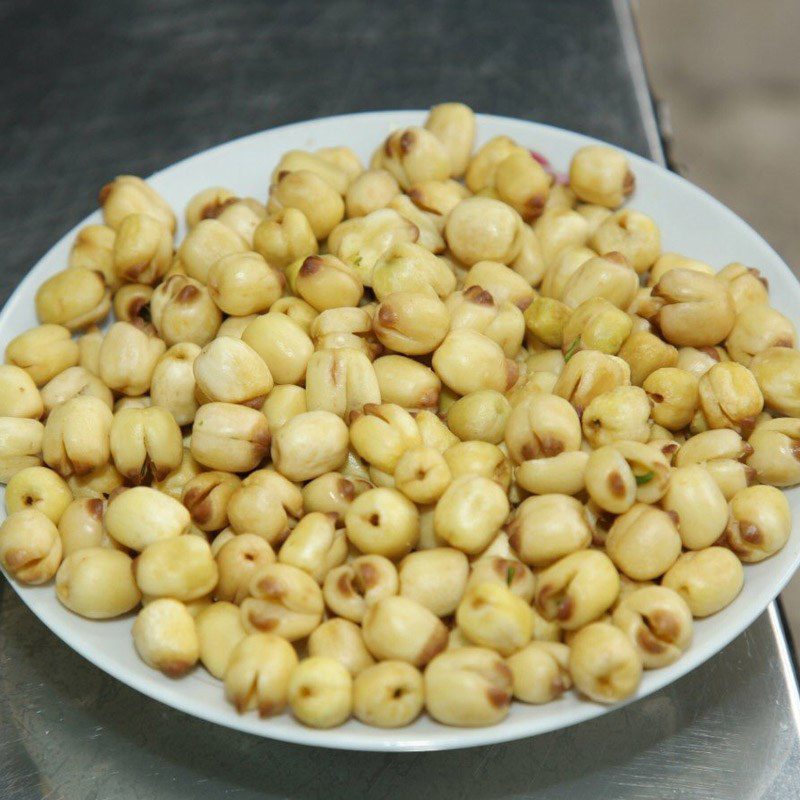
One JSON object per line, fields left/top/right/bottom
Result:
{"left": 362, "top": 595, "right": 448, "bottom": 666}
{"left": 612, "top": 586, "right": 693, "bottom": 669}
{"left": 223, "top": 632, "right": 298, "bottom": 716}
{"left": 373, "top": 355, "right": 441, "bottom": 411}
{"left": 464, "top": 135, "right": 525, "bottom": 192}
{"left": 99, "top": 175, "right": 175, "bottom": 233}
{"left": 717, "top": 262, "right": 770, "bottom": 312}
{"left": 698, "top": 361, "right": 763, "bottom": 435}
{"left": 535, "top": 549, "right": 620, "bottom": 630}
{"left": 434, "top": 475, "right": 510, "bottom": 555}
{"left": 424, "top": 646, "right": 512, "bottom": 727}
{"left": 214, "top": 533, "right": 276, "bottom": 605}
{"left": 262, "top": 385, "right": 307, "bottom": 435}
{"left": 466, "top": 556, "right": 536, "bottom": 603}
{"left": 240, "top": 563, "right": 324, "bottom": 640}
{"left": 553, "top": 349, "right": 631, "bottom": 416}
{"left": 98, "top": 322, "right": 166, "bottom": 396}
{"left": 372, "top": 241, "right": 456, "bottom": 301}
{"left": 112, "top": 283, "right": 154, "bottom": 328}
{"left": 113, "top": 213, "right": 173, "bottom": 285}
{"left": 35, "top": 266, "right": 111, "bottom": 330}
{"left": 132, "top": 598, "right": 199, "bottom": 677}
{"left": 286, "top": 254, "right": 363, "bottom": 312}
{"left": 446, "top": 197, "right": 524, "bottom": 266}
{"left": 0, "top": 508, "right": 62, "bottom": 584}
{"left": 69, "top": 224, "right": 118, "bottom": 288}
{"left": 393, "top": 447, "right": 452, "bottom": 504}
{"left": 662, "top": 465, "right": 728, "bottom": 550}
{"left": 195, "top": 601, "right": 247, "bottom": 679}
{"left": 507, "top": 494, "right": 591, "bottom": 566}
{"left": 305, "top": 348, "right": 380, "bottom": 419}
{"left": 376, "top": 126, "right": 450, "bottom": 190}
{"left": 194, "top": 337, "right": 273, "bottom": 407}
{"left": 443, "top": 441, "right": 512, "bottom": 491}
{"left": 569, "top": 145, "right": 634, "bottom": 208}
{"left": 349, "top": 403, "right": 422, "bottom": 473}
{"left": 182, "top": 471, "right": 241, "bottom": 532}
{"left": 374, "top": 292, "right": 450, "bottom": 355}
{"left": 464, "top": 260, "right": 536, "bottom": 311}
{"left": 750, "top": 347, "right": 800, "bottom": 418}
{"left": 494, "top": 152, "right": 551, "bottom": 221}
{"left": 57, "top": 497, "right": 115, "bottom": 556}
{"left": 726, "top": 484, "right": 791, "bottom": 562}
{"left": 662, "top": 547, "right": 744, "bottom": 617}
{"left": 191, "top": 402, "right": 271, "bottom": 473}
{"left": 110, "top": 405, "right": 183, "bottom": 484}
{"left": 425, "top": 103, "right": 476, "bottom": 178}
{"left": 456, "top": 581, "right": 533, "bottom": 656}
{"left": 301, "top": 471, "right": 370, "bottom": 521}
{"left": 644, "top": 367, "right": 699, "bottom": 430}
{"left": 184, "top": 186, "right": 237, "bottom": 228}
{"left": 353, "top": 660, "right": 424, "bottom": 728}
{"left": 308, "top": 618, "right": 375, "bottom": 677}
{"left": 322, "top": 554, "right": 399, "bottom": 623}
{"left": 6, "top": 324, "right": 80, "bottom": 387}
{"left": 268, "top": 170, "right": 345, "bottom": 240}
{"left": 647, "top": 253, "right": 714, "bottom": 288}
{"left": 40, "top": 366, "right": 114, "bottom": 417}
{"left": 618, "top": 330, "right": 679, "bottom": 387}
{"left": 433, "top": 329, "right": 517, "bottom": 396}
{"left": 398, "top": 547, "right": 468, "bottom": 617}
{"left": 0, "top": 416, "right": 44, "bottom": 481}
{"left": 278, "top": 512, "right": 348, "bottom": 583}
{"left": 134, "top": 535, "right": 218, "bottom": 601}
{"left": 66, "top": 462, "right": 124, "bottom": 500}
{"left": 271, "top": 410, "right": 349, "bottom": 481}
{"left": 226, "top": 469, "right": 303, "bottom": 544}
{"left": 345, "top": 169, "right": 401, "bottom": 218}
{"left": 150, "top": 274, "right": 222, "bottom": 347}
{"left": 561, "top": 252, "right": 640, "bottom": 309}
{"left": 42, "top": 396, "right": 113, "bottom": 478}
{"left": 206, "top": 251, "right": 284, "bottom": 316}
{"left": 55, "top": 547, "right": 141, "bottom": 618}
{"left": 253, "top": 207, "right": 318, "bottom": 270}
{"left": 588, "top": 211, "right": 660, "bottom": 274}
{"left": 5, "top": 465, "right": 71, "bottom": 523}
{"left": 605, "top": 504, "right": 682, "bottom": 580}
{"left": 287, "top": 656, "right": 353, "bottom": 728}
{"left": 150, "top": 343, "right": 201, "bottom": 426}
{"left": 650, "top": 269, "right": 736, "bottom": 347}
{"left": 569, "top": 622, "right": 642, "bottom": 702}
{"left": 447, "top": 390, "right": 510, "bottom": 444}
{"left": 515, "top": 451, "right": 589, "bottom": 496}
{"left": 747, "top": 418, "right": 800, "bottom": 487}
{"left": 582, "top": 385, "right": 651, "bottom": 448}
{"left": 105, "top": 486, "right": 190, "bottom": 550}
{"left": 241, "top": 312, "right": 314, "bottom": 386}
{"left": 178, "top": 218, "right": 247, "bottom": 284}
{"left": 0, "top": 364, "right": 43, "bottom": 419}
{"left": 507, "top": 641, "right": 572, "bottom": 704}
{"left": 345, "top": 487, "right": 420, "bottom": 559}
{"left": 505, "top": 389, "right": 581, "bottom": 466}
{"left": 725, "top": 305, "right": 795, "bottom": 366}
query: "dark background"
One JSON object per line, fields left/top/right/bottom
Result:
{"left": 1, "top": 0, "right": 648, "bottom": 302}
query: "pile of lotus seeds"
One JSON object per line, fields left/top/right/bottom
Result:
{"left": 0, "top": 102, "right": 797, "bottom": 730}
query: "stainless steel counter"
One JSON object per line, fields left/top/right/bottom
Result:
{"left": 2, "top": 1, "right": 799, "bottom": 797}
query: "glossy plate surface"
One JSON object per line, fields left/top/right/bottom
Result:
{"left": 2, "top": 111, "right": 799, "bottom": 751}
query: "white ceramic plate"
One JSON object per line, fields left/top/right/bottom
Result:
{"left": 2, "top": 111, "right": 800, "bottom": 752}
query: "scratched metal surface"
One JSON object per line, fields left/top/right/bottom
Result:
{"left": 2, "top": 0, "right": 800, "bottom": 798}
